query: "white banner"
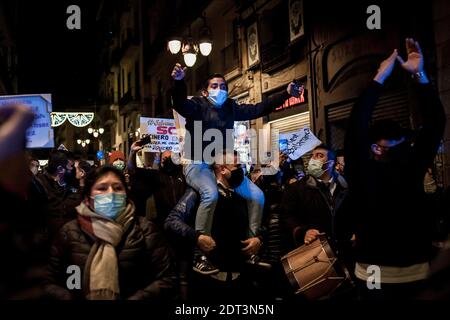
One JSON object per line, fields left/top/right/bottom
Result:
{"left": 0, "top": 94, "right": 54, "bottom": 148}
{"left": 140, "top": 117, "right": 180, "bottom": 153}
{"left": 280, "top": 127, "right": 321, "bottom": 160}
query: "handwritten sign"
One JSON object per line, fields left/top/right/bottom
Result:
{"left": 0, "top": 94, "right": 54, "bottom": 148}
{"left": 140, "top": 117, "right": 180, "bottom": 153}
{"left": 280, "top": 128, "right": 321, "bottom": 160}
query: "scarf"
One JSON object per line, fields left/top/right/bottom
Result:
{"left": 76, "top": 201, "right": 135, "bottom": 300}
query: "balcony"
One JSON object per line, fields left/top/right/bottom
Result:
{"left": 119, "top": 89, "right": 140, "bottom": 115}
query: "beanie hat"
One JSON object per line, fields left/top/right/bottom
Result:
{"left": 109, "top": 151, "right": 125, "bottom": 164}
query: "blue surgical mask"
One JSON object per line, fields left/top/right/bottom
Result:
{"left": 307, "top": 159, "right": 330, "bottom": 179}
{"left": 207, "top": 89, "right": 228, "bottom": 106}
{"left": 92, "top": 193, "right": 127, "bottom": 220}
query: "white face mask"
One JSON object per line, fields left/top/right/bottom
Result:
{"left": 308, "top": 159, "right": 331, "bottom": 179}
{"left": 207, "top": 89, "right": 228, "bottom": 106}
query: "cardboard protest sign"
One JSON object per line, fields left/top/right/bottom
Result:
{"left": 140, "top": 117, "right": 180, "bottom": 153}
{"left": 280, "top": 128, "right": 321, "bottom": 160}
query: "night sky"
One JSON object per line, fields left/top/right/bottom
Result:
{"left": 15, "top": 0, "right": 101, "bottom": 110}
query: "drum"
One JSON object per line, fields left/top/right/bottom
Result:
{"left": 281, "top": 234, "right": 352, "bottom": 300}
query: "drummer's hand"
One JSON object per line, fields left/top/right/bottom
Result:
{"left": 304, "top": 229, "right": 320, "bottom": 245}
{"left": 241, "top": 237, "right": 262, "bottom": 256}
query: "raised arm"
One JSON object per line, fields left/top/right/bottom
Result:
{"left": 345, "top": 50, "right": 397, "bottom": 183}
{"left": 127, "top": 140, "right": 144, "bottom": 173}
{"left": 396, "top": 39, "right": 446, "bottom": 171}
{"left": 234, "top": 82, "right": 302, "bottom": 121}
{"left": 171, "top": 63, "right": 200, "bottom": 118}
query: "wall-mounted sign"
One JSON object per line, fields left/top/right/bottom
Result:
{"left": 247, "top": 22, "right": 260, "bottom": 68}
{"left": 275, "top": 93, "right": 306, "bottom": 111}
{"left": 0, "top": 94, "right": 54, "bottom": 148}
{"left": 289, "top": 0, "right": 304, "bottom": 42}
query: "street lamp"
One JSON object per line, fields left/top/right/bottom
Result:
{"left": 167, "top": 15, "right": 212, "bottom": 67}
{"left": 88, "top": 127, "right": 104, "bottom": 138}
{"left": 77, "top": 139, "right": 90, "bottom": 148}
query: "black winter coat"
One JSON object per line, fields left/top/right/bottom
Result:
{"left": 280, "top": 175, "right": 355, "bottom": 253}
{"left": 45, "top": 216, "right": 176, "bottom": 300}
{"left": 345, "top": 81, "right": 446, "bottom": 267}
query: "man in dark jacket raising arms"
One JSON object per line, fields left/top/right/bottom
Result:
{"left": 345, "top": 39, "right": 446, "bottom": 299}
{"left": 171, "top": 64, "right": 302, "bottom": 271}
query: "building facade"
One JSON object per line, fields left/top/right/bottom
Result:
{"left": 96, "top": 0, "right": 449, "bottom": 186}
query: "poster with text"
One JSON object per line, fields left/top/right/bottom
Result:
{"left": 0, "top": 94, "right": 54, "bottom": 148}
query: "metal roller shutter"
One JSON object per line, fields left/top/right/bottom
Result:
{"left": 327, "top": 90, "right": 411, "bottom": 150}
{"left": 270, "top": 111, "right": 311, "bottom": 154}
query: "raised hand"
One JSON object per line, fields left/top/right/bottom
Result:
{"left": 373, "top": 49, "right": 398, "bottom": 84}
{"left": 287, "top": 82, "right": 304, "bottom": 98}
{"left": 396, "top": 38, "right": 424, "bottom": 74}
{"left": 171, "top": 63, "right": 187, "bottom": 80}
{"left": 130, "top": 141, "right": 144, "bottom": 154}
{"left": 0, "top": 104, "right": 34, "bottom": 161}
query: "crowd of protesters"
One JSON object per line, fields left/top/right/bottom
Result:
{"left": 0, "top": 39, "right": 449, "bottom": 301}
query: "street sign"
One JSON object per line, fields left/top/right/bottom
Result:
{"left": 0, "top": 94, "right": 54, "bottom": 148}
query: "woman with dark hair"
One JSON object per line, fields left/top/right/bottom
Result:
{"left": 45, "top": 166, "right": 176, "bottom": 300}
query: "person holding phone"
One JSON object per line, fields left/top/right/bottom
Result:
{"left": 126, "top": 137, "right": 186, "bottom": 224}
{"left": 171, "top": 63, "right": 303, "bottom": 274}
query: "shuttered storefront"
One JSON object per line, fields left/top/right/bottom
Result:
{"left": 270, "top": 111, "right": 311, "bottom": 156}
{"left": 327, "top": 90, "right": 411, "bottom": 150}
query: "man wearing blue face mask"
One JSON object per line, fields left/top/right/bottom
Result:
{"left": 171, "top": 64, "right": 302, "bottom": 273}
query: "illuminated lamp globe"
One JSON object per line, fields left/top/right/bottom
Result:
{"left": 168, "top": 39, "right": 182, "bottom": 54}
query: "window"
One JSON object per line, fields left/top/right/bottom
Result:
{"left": 222, "top": 19, "right": 239, "bottom": 72}
{"left": 127, "top": 72, "right": 132, "bottom": 96}
{"left": 135, "top": 62, "right": 140, "bottom": 100}
{"left": 258, "top": 2, "right": 290, "bottom": 72}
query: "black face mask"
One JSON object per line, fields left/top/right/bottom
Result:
{"left": 227, "top": 167, "right": 244, "bottom": 188}
{"left": 160, "top": 157, "right": 178, "bottom": 174}
{"left": 65, "top": 168, "right": 78, "bottom": 188}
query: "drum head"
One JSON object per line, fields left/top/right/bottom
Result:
{"left": 281, "top": 237, "right": 350, "bottom": 299}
